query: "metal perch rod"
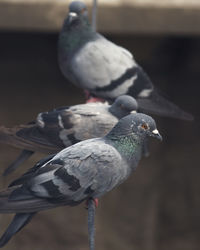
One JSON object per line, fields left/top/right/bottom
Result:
{"left": 92, "top": 0, "right": 98, "bottom": 31}
{"left": 88, "top": 198, "right": 96, "bottom": 250}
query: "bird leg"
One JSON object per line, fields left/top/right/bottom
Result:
{"left": 85, "top": 198, "right": 99, "bottom": 209}
{"left": 87, "top": 198, "right": 96, "bottom": 250}
{"left": 84, "top": 90, "right": 105, "bottom": 103}
{"left": 86, "top": 97, "right": 105, "bottom": 103}
{"left": 92, "top": 198, "right": 99, "bottom": 208}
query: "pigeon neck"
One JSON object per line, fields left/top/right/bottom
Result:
{"left": 107, "top": 134, "right": 144, "bottom": 165}
{"left": 63, "top": 16, "right": 91, "bottom": 32}
{"left": 59, "top": 17, "right": 95, "bottom": 55}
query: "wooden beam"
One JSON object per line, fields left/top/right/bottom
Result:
{"left": 0, "top": 0, "right": 200, "bottom": 34}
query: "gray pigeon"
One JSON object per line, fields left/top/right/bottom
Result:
{"left": 0, "top": 95, "right": 138, "bottom": 175}
{"left": 0, "top": 113, "right": 162, "bottom": 247}
{"left": 58, "top": 1, "right": 193, "bottom": 121}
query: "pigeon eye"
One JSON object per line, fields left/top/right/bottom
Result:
{"left": 141, "top": 123, "right": 148, "bottom": 130}
{"left": 81, "top": 8, "right": 87, "bottom": 13}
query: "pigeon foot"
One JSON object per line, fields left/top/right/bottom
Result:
{"left": 84, "top": 90, "right": 105, "bottom": 103}
{"left": 85, "top": 198, "right": 99, "bottom": 209}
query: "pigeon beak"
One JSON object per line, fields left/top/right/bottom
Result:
{"left": 130, "top": 110, "right": 137, "bottom": 114}
{"left": 151, "top": 129, "right": 162, "bottom": 141}
{"left": 68, "top": 12, "right": 78, "bottom": 23}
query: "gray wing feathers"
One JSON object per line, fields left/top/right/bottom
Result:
{"left": 71, "top": 36, "right": 136, "bottom": 90}
{"left": 49, "top": 103, "right": 118, "bottom": 147}
{"left": 54, "top": 139, "right": 128, "bottom": 197}
{"left": 70, "top": 113, "right": 117, "bottom": 142}
{"left": 0, "top": 213, "right": 35, "bottom": 248}
{"left": 3, "top": 150, "right": 34, "bottom": 176}
{"left": 27, "top": 139, "right": 126, "bottom": 202}
{"left": 0, "top": 125, "right": 59, "bottom": 153}
{"left": 0, "top": 187, "right": 60, "bottom": 213}
{"left": 0, "top": 139, "right": 129, "bottom": 213}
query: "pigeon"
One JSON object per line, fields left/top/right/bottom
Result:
{"left": 0, "top": 95, "right": 138, "bottom": 175}
{"left": 0, "top": 113, "right": 162, "bottom": 247}
{"left": 58, "top": 1, "right": 193, "bottom": 121}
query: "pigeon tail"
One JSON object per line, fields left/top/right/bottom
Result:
{"left": 0, "top": 185, "right": 81, "bottom": 214}
{"left": 0, "top": 125, "right": 59, "bottom": 154}
{"left": 3, "top": 150, "right": 34, "bottom": 176}
{"left": 0, "top": 186, "right": 53, "bottom": 213}
{"left": 137, "top": 91, "right": 194, "bottom": 121}
{"left": 0, "top": 213, "right": 36, "bottom": 248}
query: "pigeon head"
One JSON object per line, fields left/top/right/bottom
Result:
{"left": 109, "top": 95, "right": 138, "bottom": 119}
{"left": 58, "top": 1, "right": 94, "bottom": 59}
{"left": 107, "top": 113, "right": 162, "bottom": 141}
{"left": 69, "top": 1, "right": 88, "bottom": 16}
{"left": 67, "top": 1, "right": 88, "bottom": 26}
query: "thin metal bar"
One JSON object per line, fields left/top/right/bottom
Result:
{"left": 88, "top": 199, "right": 96, "bottom": 250}
{"left": 91, "top": 0, "right": 98, "bottom": 31}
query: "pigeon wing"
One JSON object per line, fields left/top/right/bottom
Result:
{"left": 26, "top": 139, "right": 123, "bottom": 202}
{"left": 137, "top": 90, "right": 194, "bottom": 121}
{"left": 38, "top": 103, "right": 117, "bottom": 147}
{"left": 71, "top": 35, "right": 138, "bottom": 98}
{"left": 0, "top": 125, "right": 58, "bottom": 153}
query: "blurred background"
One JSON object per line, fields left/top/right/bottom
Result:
{"left": 0, "top": 0, "right": 199, "bottom": 249}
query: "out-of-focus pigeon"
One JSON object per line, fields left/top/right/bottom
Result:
{"left": 0, "top": 95, "right": 138, "bottom": 175}
{"left": 58, "top": 1, "right": 193, "bottom": 121}
{"left": 0, "top": 113, "right": 162, "bottom": 247}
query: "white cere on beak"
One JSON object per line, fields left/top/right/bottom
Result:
{"left": 130, "top": 110, "right": 137, "bottom": 114}
{"left": 69, "top": 12, "right": 78, "bottom": 17}
{"left": 152, "top": 129, "right": 159, "bottom": 135}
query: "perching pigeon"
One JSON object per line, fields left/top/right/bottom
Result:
{"left": 58, "top": 1, "right": 193, "bottom": 121}
{"left": 0, "top": 95, "right": 138, "bottom": 175}
{"left": 0, "top": 112, "right": 162, "bottom": 247}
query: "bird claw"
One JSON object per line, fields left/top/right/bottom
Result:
{"left": 86, "top": 97, "right": 105, "bottom": 103}
{"left": 84, "top": 90, "right": 105, "bottom": 103}
{"left": 85, "top": 198, "right": 99, "bottom": 209}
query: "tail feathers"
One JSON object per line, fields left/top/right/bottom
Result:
{"left": 8, "top": 154, "right": 56, "bottom": 188}
{"left": 137, "top": 91, "right": 194, "bottom": 121}
{"left": 0, "top": 125, "right": 59, "bottom": 154}
{"left": 0, "top": 186, "right": 63, "bottom": 213}
{"left": 3, "top": 150, "right": 34, "bottom": 176}
{"left": 0, "top": 213, "right": 36, "bottom": 248}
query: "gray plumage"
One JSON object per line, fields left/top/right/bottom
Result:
{"left": 0, "top": 113, "right": 162, "bottom": 247}
{"left": 0, "top": 95, "right": 138, "bottom": 175}
{"left": 58, "top": 1, "right": 193, "bottom": 121}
